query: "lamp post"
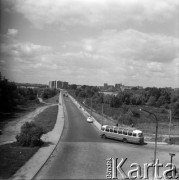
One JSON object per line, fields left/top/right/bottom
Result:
{"left": 168, "top": 109, "right": 172, "bottom": 144}
{"left": 139, "top": 108, "right": 158, "bottom": 180}
{"left": 90, "top": 97, "right": 92, "bottom": 116}
{"left": 101, "top": 103, "right": 104, "bottom": 127}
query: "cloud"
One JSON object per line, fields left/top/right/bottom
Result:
{"left": 59, "top": 29, "right": 178, "bottom": 86}
{"left": 0, "top": 26, "right": 178, "bottom": 87}
{"left": 81, "top": 29, "right": 178, "bottom": 63}
{"left": 7, "top": 29, "right": 18, "bottom": 37}
{"left": 0, "top": 29, "right": 55, "bottom": 73}
{"left": 5, "top": 0, "right": 178, "bottom": 28}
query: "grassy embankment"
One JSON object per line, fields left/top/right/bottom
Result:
{"left": 0, "top": 95, "right": 59, "bottom": 179}
{"left": 43, "top": 93, "right": 59, "bottom": 104}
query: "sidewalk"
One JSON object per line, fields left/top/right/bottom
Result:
{"left": 12, "top": 92, "right": 65, "bottom": 180}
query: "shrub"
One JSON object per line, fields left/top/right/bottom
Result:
{"left": 16, "top": 122, "right": 44, "bottom": 147}
{"left": 131, "top": 109, "right": 140, "bottom": 117}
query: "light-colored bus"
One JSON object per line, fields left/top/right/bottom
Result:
{"left": 100, "top": 125, "right": 144, "bottom": 144}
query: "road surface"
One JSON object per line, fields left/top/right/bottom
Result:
{"left": 35, "top": 96, "right": 179, "bottom": 179}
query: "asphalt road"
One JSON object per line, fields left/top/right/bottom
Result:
{"left": 35, "top": 96, "right": 179, "bottom": 180}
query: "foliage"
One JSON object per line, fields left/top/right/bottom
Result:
{"left": 16, "top": 122, "right": 44, "bottom": 147}
{"left": 69, "top": 85, "right": 179, "bottom": 127}
{"left": 69, "top": 85, "right": 179, "bottom": 110}
{"left": 0, "top": 79, "right": 38, "bottom": 113}
{"left": 41, "top": 88, "right": 58, "bottom": 99}
{"left": 0, "top": 79, "right": 18, "bottom": 111}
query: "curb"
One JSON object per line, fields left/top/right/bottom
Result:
{"left": 145, "top": 141, "right": 168, "bottom": 145}
{"left": 12, "top": 92, "right": 65, "bottom": 180}
{"left": 69, "top": 95, "right": 101, "bottom": 131}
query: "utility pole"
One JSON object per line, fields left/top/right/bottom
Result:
{"left": 139, "top": 108, "right": 158, "bottom": 180}
{"left": 168, "top": 109, "right": 172, "bottom": 143}
{"left": 90, "top": 97, "right": 92, "bottom": 116}
{"left": 101, "top": 103, "right": 104, "bottom": 127}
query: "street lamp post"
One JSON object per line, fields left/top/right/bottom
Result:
{"left": 90, "top": 97, "right": 92, "bottom": 116}
{"left": 168, "top": 110, "right": 172, "bottom": 144}
{"left": 139, "top": 108, "right": 158, "bottom": 180}
{"left": 101, "top": 103, "right": 104, "bottom": 127}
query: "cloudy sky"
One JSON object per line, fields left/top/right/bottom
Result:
{"left": 0, "top": 0, "right": 178, "bottom": 87}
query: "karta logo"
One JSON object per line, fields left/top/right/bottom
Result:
{"left": 106, "top": 158, "right": 178, "bottom": 179}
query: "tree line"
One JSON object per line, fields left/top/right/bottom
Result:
{"left": 0, "top": 78, "right": 58, "bottom": 113}
{"left": 68, "top": 85, "right": 179, "bottom": 118}
{"left": 0, "top": 79, "right": 38, "bottom": 112}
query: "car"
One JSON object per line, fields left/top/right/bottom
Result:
{"left": 87, "top": 117, "right": 93, "bottom": 123}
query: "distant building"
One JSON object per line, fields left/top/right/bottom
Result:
{"left": 49, "top": 80, "right": 68, "bottom": 89}
{"left": 62, "top": 81, "right": 68, "bottom": 89}
{"left": 107, "top": 85, "right": 115, "bottom": 91}
{"left": 115, "top": 83, "right": 122, "bottom": 89}
{"left": 49, "top": 81, "right": 56, "bottom": 89}
{"left": 114, "top": 83, "right": 143, "bottom": 91}
{"left": 57, "top": 81, "right": 63, "bottom": 89}
{"left": 104, "top": 83, "right": 108, "bottom": 90}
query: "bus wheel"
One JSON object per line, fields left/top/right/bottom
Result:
{"left": 102, "top": 134, "right": 106, "bottom": 139}
{"left": 123, "top": 138, "right": 128, "bottom": 143}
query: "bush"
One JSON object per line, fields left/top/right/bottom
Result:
{"left": 16, "top": 122, "right": 44, "bottom": 147}
{"left": 131, "top": 109, "right": 140, "bottom": 117}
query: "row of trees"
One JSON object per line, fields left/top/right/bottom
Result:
{"left": 41, "top": 88, "right": 58, "bottom": 99}
{"left": 0, "top": 78, "right": 59, "bottom": 114}
{"left": 0, "top": 79, "right": 38, "bottom": 112}
{"left": 68, "top": 85, "right": 179, "bottom": 118}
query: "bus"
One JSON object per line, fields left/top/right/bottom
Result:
{"left": 100, "top": 125, "right": 144, "bottom": 144}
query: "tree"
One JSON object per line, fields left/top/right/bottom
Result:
{"left": 16, "top": 122, "right": 44, "bottom": 147}
{"left": 110, "top": 96, "right": 122, "bottom": 108}
{"left": 147, "top": 96, "right": 156, "bottom": 106}
{"left": 156, "top": 95, "right": 166, "bottom": 107}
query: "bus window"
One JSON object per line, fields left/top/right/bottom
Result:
{"left": 114, "top": 128, "right": 118, "bottom": 133}
{"left": 123, "top": 130, "right": 127, "bottom": 135}
{"left": 106, "top": 127, "right": 110, "bottom": 132}
{"left": 138, "top": 133, "right": 143, "bottom": 137}
{"left": 101, "top": 127, "right": 105, "bottom": 131}
{"left": 128, "top": 131, "right": 132, "bottom": 136}
{"left": 110, "top": 128, "right": 113, "bottom": 133}
{"left": 118, "top": 130, "right": 122, "bottom": 134}
{"left": 133, "top": 133, "right": 136, "bottom": 137}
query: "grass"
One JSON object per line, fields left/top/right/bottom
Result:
{"left": 43, "top": 93, "right": 59, "bottom": 104}
{"left": 0, "top": 103, "right": 59, "bottom": 179}
{"left": 34, "top": 105, "right": 58, "bottom": 133}
{"left": 0, "top": 142, "right": 39, "bottom": 179}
